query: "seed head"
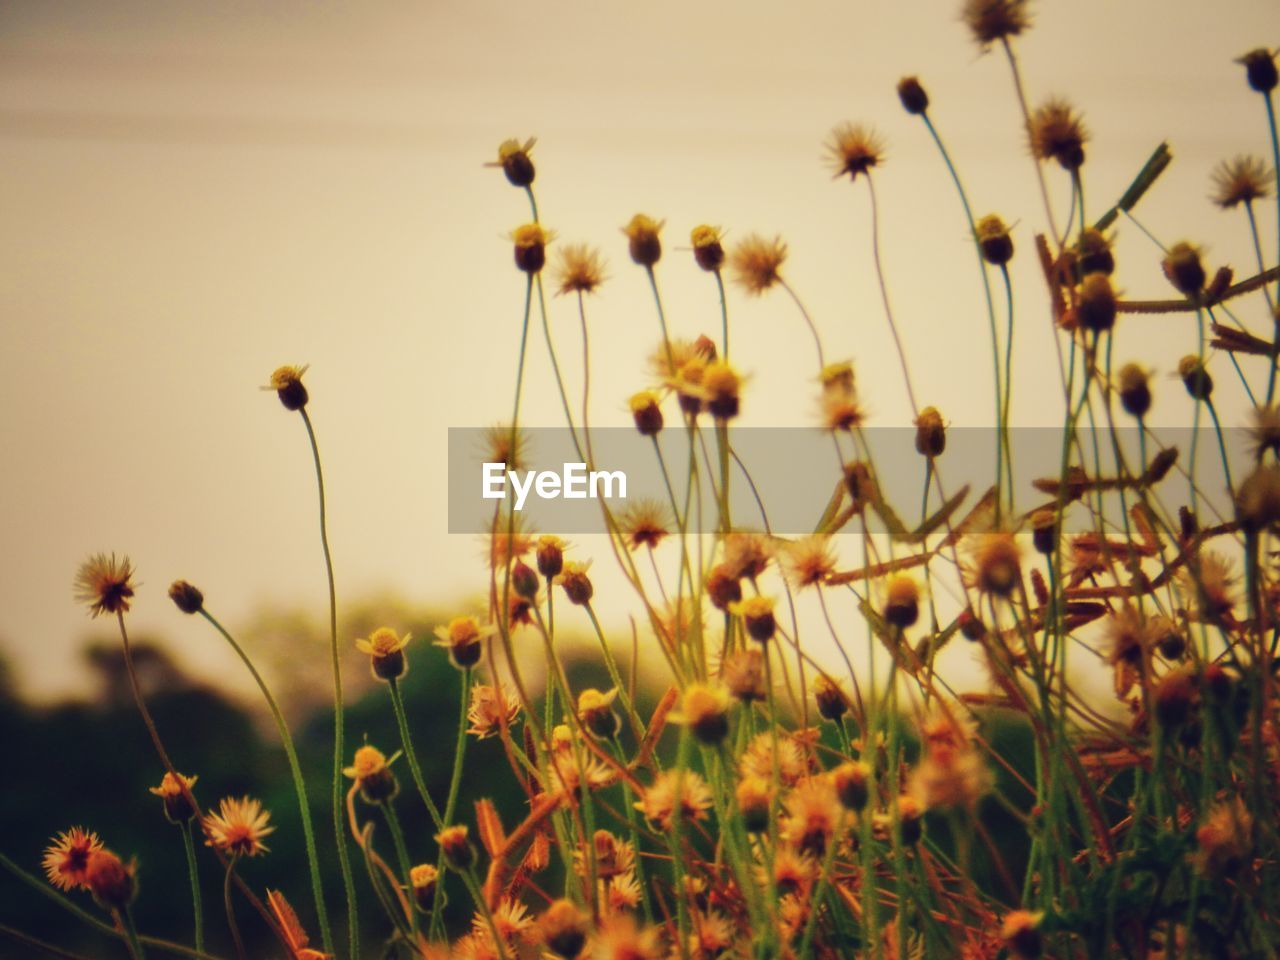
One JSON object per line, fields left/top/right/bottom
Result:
{"left": 897, "top": 76, "right": 929, "bottom": 114}
{"left": 510, "top": 223, "right": 553, "bottom": 274}
{"left": 962, "top": 0, "right": 1030, "bottom": 48}
{"left": 1211, "top": 155, "right": 1274, "bottom": 209}
{"left": 975, "top": 214, "right": 1013, "bottom": 265}
{"left": 623, "top": 214, "right": 664, "bottom": 267}
{"left": 690, "top": 224, "right": 725, "bottom": 272}
{"left": 729, "top": 233, "right": 787, "bottom": 295}
{"left": 825, "top": 123, "right": 885, "bottom": 182}
{"left": 74, "top": 553, "right": 136, "bottom": 618}
{"left": 553, "top": 242, "right": 606, "bottom": 295}
{"left": 488, "top": 137, "right": 536, "bottom": 187}
{"left": 1238, "top": 48, "right": 1278, "bottom": 93}
{"left": 1029, "top": 98, "right": 1087, "bottom": 170}
{"left": 264, "top": 364, "right": 309, "bottom": 410}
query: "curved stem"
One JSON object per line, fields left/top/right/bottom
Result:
{"left": 298, "top": 407, "right": 358, "bottom": 960}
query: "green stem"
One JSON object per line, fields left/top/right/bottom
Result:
{"left": 198, "top": 610, "right": 330, "bottom": 953}
{"left": 297, "top": 407, "right": 357, "bottom": 960}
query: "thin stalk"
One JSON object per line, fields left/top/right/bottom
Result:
{"left": 297, "top": 407, "right": 357, "bottom": 960}
{"left": 198, "top": 610, "right": 331, "bottom": 953}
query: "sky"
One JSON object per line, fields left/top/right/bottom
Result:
{"left": 1, "top": 0, "right": 1277, "bottom": 701}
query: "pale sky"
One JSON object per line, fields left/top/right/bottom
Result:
{"left": 1, "top": 0, "right": 1276, "bottom": 701}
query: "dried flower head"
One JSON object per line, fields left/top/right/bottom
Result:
{"left": 623, "top": 214, "right": 664, "bottom": 267}
{"left": 1029, "top": 98, "right": 1087, "bottom": 170}
{"left": 1211, "top": 155, "right": 1274, "bottom": 209}
{"left": 74, "top": 553, "right": 135, "bottom": 618}
{"left": 510, "top": 223, "right": 554, "bottom": 274}
{"left": 690, "top": 224, "right": 726, "bottom": 272}
{"left": 354, "top": 627, "right": 411, "bottom": 682}
{"left": 263, "top": 364, "right": 310, "bottom": 410}
{"left": 467, "top": 683, "right": 521, "bottom": 739}
{"left": 619, "top": 499, "right": 672, "bottom": 551}
{"left": 487, "top": 137, "right": 536, "bottom": 187}
{"left": 729, "top": 233, "right": 787, "bottom": 295}
{"left": 962, "top": 0, "right": 1030, "bottom": 48}
{"left": 635, "top": 770, "right": 713, "bottom": 829}
{"left": 203, "top": 796, "right": 274, "bottom": 857}
{"left": 825, "top": 123, "right": 885, "bottom": 181}
{"left": 44, "top": 827, "right": 104, "bottom": 891}
{"left": 782, "top": 534, "right": 836, "bottom": 589}
{"left": 554, "top": 243, "right": 606, "bottom": 295}
{"left": 432, "top": 615, "right": 493, "bottom": 670}
{"left": 149, "top": 771, "right": 199, "bottom": 824}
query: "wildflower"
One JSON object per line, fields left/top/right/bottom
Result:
{"left": 975, "top": 215, "right": 1013, "bottom": 266}
{"left": 728, "top": 234, "right": 787, "bottom": 296}
{"left": 1117, "top": 363, "right": 1151, "bottom": 418}
{"left": 1076, "top": 272, "right": 1116, "bottom": 332}
{"left": 1177, "top": 355, "right": 1213, "bottom": 400}
{"left": 784, "top": 777, "right": 842, "bottom": 856}
{"left": 629, "top": 390, "right": 664, "bottom": 436}
{"left": 825, "top": 123, "right": 885, "bottom": 181}
{"left": 736, "top": 777, "right": 772, "bottom": 832}
{"left": 782, "top": 534, "right": 836, "bottom": 589}
{"left": 721, "top": 532, "right": 772, "bottom": 580}
{"left": 410, "top": 864, "right": 438, "bottom": 913}
{"left": 1236, "top": 463, "right": 1280, "bottom": 532}
{"left": 539, "top": 899, "right": 588, "bottom": 958}
{"left": 264, "top": 364, "right": 309, "bottom": 410}
{"left": 675, "top": 683, "right": 731, "bottom": 745}
{"left": 897, "top": 76, "right": 929, "bottom": 114}
{"left": 510, "top": 223, "right": 553, "bottom": 274}
{"left": 1076, "top": 228, "right": 1115, "bottom": 276}
{"left": 168, "top": 580, "right": 204, "bottom": 615}
{"left": 883, "top": 575, "right": 920, "bottom": 629}
{"left": 74, "top": 553, "right": 135, "bottom": 618}
{"left": 149, "top": 771, "right": 198, "bottom": 824}
{"left": 433, "top": 616, "right": 492, "bottom": 670}
{"left": 1163, "top": 241, "right": 1207, "bottom": 297}
{"left": 731, "top": 595, "right": 777, "bottom": 642}
{"left": 1195, "top": 799, "right": 1252, "bottom": 875}
{"left": 43, "top": 827, "right": 104, "bottom": 891}
{"left": 701, "top": 361, "right": 742, "bottom": 420}
{"left": 1029, "top": 98, "right": 1087, "bottom": 170}
{"left": 203, "top": 796, "right": 274, "bottom": 857}
{"left": 1001, "top": 910, "right": 1044, "bottom": 959}
{"left": 487, "top": 137, "right": 536, "bottom": 187}
{"left": 690, "top": 224, "right": 725, "bottom": 272}
{"left": 343, "top": 745, "right": 399, "bottom": 803}
{"left": 962, "top": 0, "right": 1030, "bottom": 48}
{"left": 965, "top": 532, "right": 1022, "bottom": 598}
{"left": 833, "top": 761, "right": 871, "bottom": 811}
{"left": 623, "top": 214, "right": 664, "bottom": 267}
{"left": 467, "top": 684, "right": 521, "bottom": 739}
{"left": 354, "top": 627, "right": 411, "bottom": 682}
{"left": 268, "top": 889, "right": 332, "bottom": 960}
{"left": 84, "top": 849, "right": 135, "bottom": 911}
{"left": 914, "top": 406, "right": 947, "bottom": 457}
{"left": 813, "top": 673, "right": 850, "bottom": 721}
{"left": 1211, "top": 155, "right": 1273, "bottom": 209}
{"left": 436, "top": 824, "right": 476, "bottom": 872}
{"left": 1238, "top": 48, "right": 1278, "bottom": 93}
{"left": 618, "top": 499, "right": 672, "bottom": 551}
{"left": 535, "top": 535, "right": 567, "bottom": 578}
{"left": 554, "top": 243, "right": 606, "bottom": 295}
{"left": 635, "top": 770, "right": 713, "bottom": 829}
{"left": 555, "top": 560, "right": 594, "bottom": 605}
{"left": 578, "top": 688, "right": 621, "bottom": 739}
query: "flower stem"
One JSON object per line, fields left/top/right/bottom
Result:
{"left": 298, "top": 407, "right": 358, "bottom": 960}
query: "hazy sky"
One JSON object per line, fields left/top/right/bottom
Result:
{"left": 2, "top": 0, "right": 1277, "bottom": 701}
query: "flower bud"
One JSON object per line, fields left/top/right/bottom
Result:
{"left": 897, "top": 76, "right": 929, "bottom": 114}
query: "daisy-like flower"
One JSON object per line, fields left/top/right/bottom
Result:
{"left": 729, "top": 233, "right": 787, "bottom": 296}
{"left": 43, "top": 827, "right": 104, "bottom": 891}
{"left": 618, "top": 499, "right": 672, "bottom": 551}
{"left": 825, "top": 123, "right": 885, "bottom": 182}
{"left": 781, "top": 534, "right": 836, "bottom": 589}
{"left": 354, "top": 626, "right": 411, "bottom": 682}
{"left": 263, "top": 364, "right": 310, "bottom": 411}
{"left": 486, "top": 137, "right": 536, "bottom": 187}
{"left": 467, "top": 683, "right": 521, "bottom": 739}
{"left": 554, "top": 242, "right": 607, "bottom": 296}
{"left": 203, "top": 796, "right": 274, "bottom": 858}
{"left": 635, "top": 770, "right": 713, "bottom": 830}
{"left": 149, "top": 771, "right": 199, "bottom": 824}
{"left": 962, "top": 0, "right": 1030, "bottom": 48}
{"left": 74, "top": 553, "right": 135, "bottom": 618}
{"left": 432, "top": 615, "right": 493, "bottom": 670}
{"left": 268, "top": 889, "right": 332, "bottom": 960}
{"left": 1210, "top": 155, "right": 1273, "bottom": 209}
{"left": 1029, "top": 98, "right": 1087, "bottom": 171}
